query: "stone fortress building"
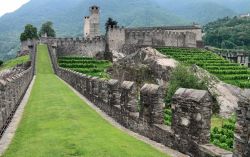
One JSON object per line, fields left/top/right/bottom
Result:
{"left": 83, "top": 5, "right": 203, "bottom": 50}
{"left": 41, "top": 5, "right": 204, "bottom": 60}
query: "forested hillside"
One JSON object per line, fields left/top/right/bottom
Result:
{"left": 155, "top": 0, "right": 237, "bottom": 24}
{"left": 0, "top": 0, "right": 249, "bottom": 60}
{"left": 203, "top": 16, "right": 250, "bottom": 50}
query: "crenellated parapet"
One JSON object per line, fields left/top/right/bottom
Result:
{"left": 42, "top": 36, "right": 106, "bottom": 57}
{"left": 47, "top": 43, "right": 234, "bottom": 156}
{"left": 0, "top": 61, "right": 34, "bottom": 138}
{"left": 55, "top": 64, "right": 220, "bottom": 156}
{"left": 107, "top": 25, "right": 199, "bottom": 52}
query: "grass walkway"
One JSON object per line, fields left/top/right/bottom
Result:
{"left": 2, "top": 45, "right": 169, "bottom": 157}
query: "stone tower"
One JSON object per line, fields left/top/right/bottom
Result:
{"left": 84, "top": 5, "right": 100, "bottom": 39}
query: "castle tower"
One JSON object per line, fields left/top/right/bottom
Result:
{"left": 84, "top": 5, "right": 100, "bottom": 39}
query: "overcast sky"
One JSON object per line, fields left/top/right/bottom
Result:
{"left": 0, "top": 0, "right": 30, "bottom": 17}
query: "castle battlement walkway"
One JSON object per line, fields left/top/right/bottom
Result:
{"left": 0, "top": 45, "right": 175, "bottom": 157}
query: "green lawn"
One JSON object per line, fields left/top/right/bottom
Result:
{"left": 0, "top": 55, "right": 29, "bottom": 71}
{"left": 2, "top": 44, "right": 169, "bottom": 157}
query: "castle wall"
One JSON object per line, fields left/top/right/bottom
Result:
{"left": 48, "top": 45, "right": 233, "bottom": 157}
{"left": 107, "top": 26, "right": 200, "bottom": 53}
{"left": 0, "top": 43, "right": 35, "bottom": 137}
{"left": 41, "top": 37, "right": 106, "bottom": 57}
{"left": 124, "top": 29, "right": 197, "bottom": 48}
{"left": 107, "top": 26, "right": 125, "bottom": 52}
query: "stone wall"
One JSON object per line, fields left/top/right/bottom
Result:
{"left": 0, "top": 68, "right": 33, "bottom": 136}
{"left": 48, "top": 44, "right": 236, "bottom": 156}
{"left": 233, "top": 89, "right": 250, "bottom": 157}
{"left": 107, "top": 25, "right": 200, "bottom": 54}
{"left": 0, "top": 41, "right": 35, "bottom": 138}
{"left": 41, "top": 37, "right": 106, "bottom": 58}
{"left": 42, "top": 25, "right": 201, "bottom": 59}
{"left": 172, "top": 88, "right": 212, "bottom": 156}
{"left": 56, "top": 67, "right": 232, "bottom": 156}
{"left": 206, "top": 47, "right": 250, "bottom": 67}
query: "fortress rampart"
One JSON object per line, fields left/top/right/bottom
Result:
{"left": 0, "top": 42, "right": 36, "bottom": 137}
{"left": 47, "top": 45, "right": 241, "bottom": 157}
{"left": 107, "top": 25, "right": 200, "bottom": 53}
{"left": 41, "top": 36, "right": 106, "bottom": 57}
{"left": 41, "top": 24, "right": 202, "bottom": 59}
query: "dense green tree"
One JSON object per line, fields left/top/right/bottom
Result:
{"left": 39, "top": 21, "right": 56, "bottom": 37}
{"left": 20, "top": 24, "right": 38, "bottom": 42}
{"left": 105, "top": 18, "right": 118, "bottom": 32}
{"left": 0, "top": 60, "right": 3, "bottom": 66}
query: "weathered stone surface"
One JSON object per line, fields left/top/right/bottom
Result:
{"left": 0, "top": 67, "right": 33, "bottom": 136}
{"left": 140, "top": 84, "right": 164, "bottom": 124}
{"left": 199, "top": 144, "right": 232, "bottom": 157}
{"left": 54, "top": 50, "right": 236, "bottom": 157}
{"left": 233, "top": 89, "right": 250, "bottom": 157}
{"left": 111, "top": 47, "right": 177, "bottom": 86}
{"left": 172, "top": 88, "right": 213, "bottom": 156}
{"left": 120, "top": 81, "right": 137, "bottom": 112}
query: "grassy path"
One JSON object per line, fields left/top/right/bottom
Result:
{"left": 2, "top": 45, "right": 169, "bottom": 157}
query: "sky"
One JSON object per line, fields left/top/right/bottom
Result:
{"left": 0, "top": 0, "right": 30, "bottom": 17}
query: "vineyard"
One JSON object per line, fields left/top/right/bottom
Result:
{"left": 158, "top": 48, "right": 250, "bottom": 88}
{"left": 58, "top": 56, "right": 112, "bottom": 78}
{"left": 211, "top": 116, "right": 236, "bottom": 151}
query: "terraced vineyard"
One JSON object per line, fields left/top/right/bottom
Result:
{"left": 58, "top": 56, "right": 112, "bottom": 78}
{"left": 158, "top": 48, "right": 250, "bottom": 88}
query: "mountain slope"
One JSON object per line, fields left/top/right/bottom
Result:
{"left": 0, "top": 0, "right": 186, "bottom": 60}
{"left": 1, "top": 0, "right": 249, "bottom": 60}
{"left": 203, "top": 16, "right": 250, "bottom": 49}
{"left": 155, "top": 0, "right": 236, "bottom": 24}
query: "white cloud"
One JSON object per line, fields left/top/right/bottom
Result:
{"left": 0, "top": 0, "right": 30, "bottom": 17}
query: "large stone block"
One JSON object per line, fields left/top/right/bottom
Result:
{"left": 140, "top": 84, "right": 164, "bottom": 124}
{"left": 172, "top": 88, "right": 212, "bottom": 156}
{"left": 233, "top": 89, "right": 250, "bottom": 157}
{"left": 120, "top": 81, "right": 137, "bottom": 112}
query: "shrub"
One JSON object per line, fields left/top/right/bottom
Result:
{"left": 164, "top": 108, "right": 172, "bottom": 126}
{"left": 165, "top": 64, "right": 207, "bottom": 105}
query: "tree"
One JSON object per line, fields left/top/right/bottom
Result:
{"left": 0, "top": 60, "right": 3, "bottom": 66}
{"left": 105, "top": 18, "right": 118, "bottom": 32}
{"left": 39, "top": 21, "right": 56, "bottom": 37}
{"left": 20, "top": 24, "right": 38, "bottom": 42}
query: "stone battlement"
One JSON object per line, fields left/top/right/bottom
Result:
{"left": 125, "top": 25, "right": 201, "bottom": 31}
{"left": 0, "top": 43, "right": 36, "bottom": 138}
{"left": 41, "top": 36, "right": 106, "bottom": 57}
{"left": 125, "top": 29, "right": 196, "bottom": 38}
{"left": 47, "top": 45, "right": 235, "bottom": 157}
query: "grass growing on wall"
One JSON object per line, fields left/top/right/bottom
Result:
{"left": 0, "top": 55, "right": 29, "bottom": 71}
{"left": 2, "top": 44, "right": 170, "bottom": 157}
